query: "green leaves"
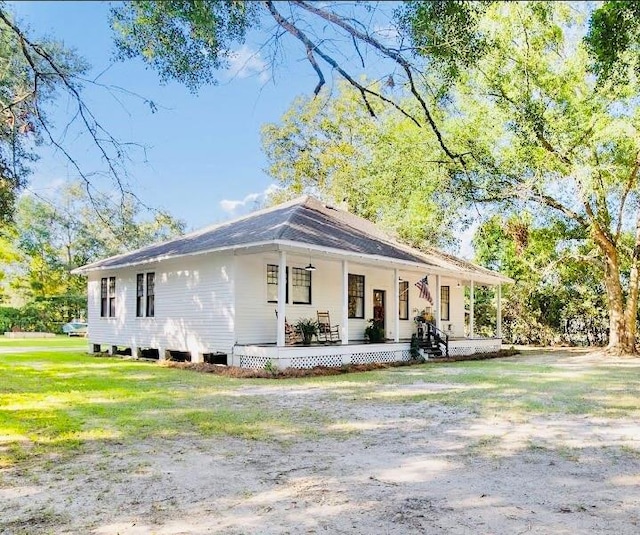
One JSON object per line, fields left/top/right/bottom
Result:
{"left": 473, "top": 213, "right": 607, "bottom": 345}
{"left": 111, "top": 0, "right": 260, "bottom": 91}
{"left": 585, "top": 1, "right": 640, "bottom": 84}
{"left": 397, "top": 1, "right": 493, "bottom": 83}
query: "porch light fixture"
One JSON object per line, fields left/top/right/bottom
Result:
{"left": 457, "top": 281, "right": 461, "bottom": 287}
{"left": 305, "top": 252, "right": 316, "bottom": 271}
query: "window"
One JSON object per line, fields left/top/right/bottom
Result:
{"left": 292, "top": 267, "right": 311, "bottom": 304}
{"left": 267, "top": 264, "right": 288, "bottom": 303}
{"left": 146, "top": 273, "right": 155, "bottom": 317}
{"left": 136, "top": 272, "right": 155, "bottom": 317}
{"left": 100, "top": 278, "right": 108, "bottom": 317}
{"left": 108, "top": 277, "right": 116, "bottom": 317}
{"left": 348, "top": 274, "right": 365, "bottom": 318}
{"left": 441, "top": 285, "right": 450, "bottom": 321}
{"left": 136, "top": 274, "right": 144, "bottom": 317}
{"left": 101, "top": 277, "right": 116, "bottom": 318}
{"left": 399, "top": 281, "right": 409, "bottom": 320}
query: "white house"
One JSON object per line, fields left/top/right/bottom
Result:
{"left": 73, "top": 196, "right": 512, "bottom": 369}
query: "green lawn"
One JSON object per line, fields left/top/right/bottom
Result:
{"left": 0, "top": 335, "right": 88, "bottom": 348}
{"left": 0, "top": 349, "right": 317, "bottom": 468}
{"left": 1, "top": 348, "right": 639, "bottom": 469}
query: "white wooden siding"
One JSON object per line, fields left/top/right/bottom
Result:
{"left": 87, "top": 253, "right": 235, "bottom": 354}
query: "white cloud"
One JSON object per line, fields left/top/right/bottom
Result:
{"left": 220, "top": 184, "right": 281, "bottom": 215}
{"left": 227, "top": 45, "right": 269, "bottom": 83}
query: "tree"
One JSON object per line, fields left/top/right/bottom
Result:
{"left": 110, "top": 1, "right": 476, "bottom": 164}
{"left": 0, "top": 5, "right": 85, "bottom": 222}
{"left": 585, "top": 1, "right": 640, "bottom": 83}
{"left": 0, "top": 221, "right": 18, "bottom": 303}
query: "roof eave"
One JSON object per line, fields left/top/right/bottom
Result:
{"left": 74, "top": 238, "right": 511, "bottom": 285}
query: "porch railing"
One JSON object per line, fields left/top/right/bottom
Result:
{"left": 417, "top": 321, "right": 449, "bottom": 357}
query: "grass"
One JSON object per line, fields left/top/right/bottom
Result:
{"left": 313, "top": 358, "right": 640, "bottom": 419}
{"left": 2, "top": 344, "right": 640, "bottom": 470}
{"left": 0, "top": 347, "right": 308, "bottom": 468}
{"left": 0, "top": 335, "right": 87, "bottom": 348}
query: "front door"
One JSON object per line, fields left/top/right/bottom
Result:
{"left": 373, "top": 289, "right": 385, "bottom": 330}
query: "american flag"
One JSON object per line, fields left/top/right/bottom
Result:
{"left": 415, "top": 276, "right": 433, "bottom": 304}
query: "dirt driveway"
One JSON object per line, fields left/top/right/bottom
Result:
{"left": 2, "top": 347, "right": 640, "bottom": 534}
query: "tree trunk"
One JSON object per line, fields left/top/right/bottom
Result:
{"left": 621, "top": 207, "right": 640, "bottom": 354}
{"left": 602, "top": 250, "right": 637, "bottom": 355}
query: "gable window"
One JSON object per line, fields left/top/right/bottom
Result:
{"left": 399, "top": 281, "right": 409, "bottom": 320}
{"left": 292, "top": 267, "right": 311, "bottom": 304}
{"left": 136, "top": 272, "right": 155, "bottom": 317}
{"left": 101, "top": 277, "right": 116, "bottom": 318}
{"left": 136, "top": 274, "right": 144, "bottom": 317}
{"left": 146, "top": 273, "right": 155, "bottom": 317}
{"left": 348, "top": 274, "right": 365, "bottom": 318}
{"left": 267, "top": 264, "right": 288, "bottom": 303}
{"left": 441, "top": 285, "right": 450, "bottom": 321}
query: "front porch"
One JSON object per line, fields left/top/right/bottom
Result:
{"left": 231, "top": 337, "right": 502, "bottom": 369}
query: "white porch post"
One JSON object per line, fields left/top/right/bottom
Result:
{"left": 277, "top": 250, "right": 286, "bottom": 346}
{"left": 496, "top": 283, "right": 502, "bottom": 338}
{"left": 341, "top": 260, "right": 349, "bottom": 344}
{"left": 470, "top": 279, "right": 475, "bottom": 338}
{"left": 435, "top": 274, "right": 441, "bottom": 330}
{"left": 393, "top": 268, "right": 400, "bottom": 342}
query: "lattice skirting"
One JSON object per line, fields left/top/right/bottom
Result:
{"left": 288, "top": 354, "right": 344, "bottom": 369}
{"left": 350, "top": 350, "right": 412, "bottom": 365}
{"left": 448, "top": 342, "right": 501, "bottom": 357}
{"left": 237, "top": 349, "right": 413, "bottom": 369}
{"left": 239, "top": 355, "right": 271, "bottom": 369}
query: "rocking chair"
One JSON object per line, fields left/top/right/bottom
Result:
{"left": 316, "top": 311, "right": 341, "bottom": 343}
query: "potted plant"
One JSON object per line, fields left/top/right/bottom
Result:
{"left": 413, "top": 308, "right": 433, "bottom": 324}
{"left": 365, "top": 318, "right": 385, "bottom": 343}
{"left": 295, "top": 318, "right": 319, "bottom": 345}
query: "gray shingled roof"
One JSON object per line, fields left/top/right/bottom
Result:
{"left": 75, "top": 196, "right": 433, "bottom": 271}
{"left": 74, "top": 196, "right": 511, "bottom": 283}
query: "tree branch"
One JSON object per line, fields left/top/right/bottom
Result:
{"left": 265, "top": 0, "right": 432, "bottom": 127}
{"left": 290, "top": 0, "right": 464, "bottom": 164}
{"left": 0, "top": 9, "right": 129, "bottom": 195}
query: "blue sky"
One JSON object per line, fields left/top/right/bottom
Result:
{"left": 10, "top": 1, "right": 328, "bottom": 230}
